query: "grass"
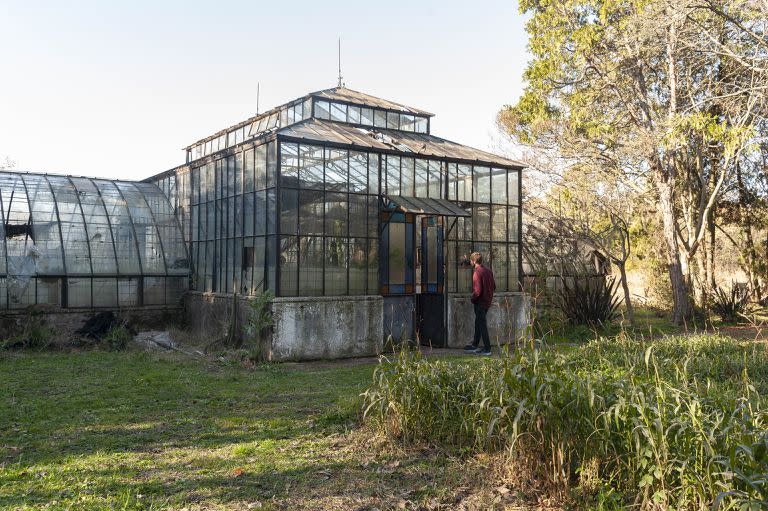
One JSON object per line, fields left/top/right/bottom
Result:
{"left": 363, "top": 335, "right": 768, "bottom": 510}
{"left": 0, "top": 349, "right": 516, "bottom": 510}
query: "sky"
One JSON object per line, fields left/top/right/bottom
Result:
{"left": 0, "top": 1, "right": 529, "bottom": 181}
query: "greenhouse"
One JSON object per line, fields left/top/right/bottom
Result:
{"left": 0, "top": 172, "right": 189, "bottom": 309}
{"left": 147, "top": 87, "right": 529, "bottom": 357}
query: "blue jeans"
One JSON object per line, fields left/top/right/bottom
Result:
{"left": 473, "top": 303, "right": 490, "bottom": 350}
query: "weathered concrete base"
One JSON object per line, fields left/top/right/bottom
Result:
{"left": 184, "top": 292, "right": 384, "bottom": 361}
{"left": 446, "top": 292, "right": 531, "bottom": 349}
{"left": 0, "top": 305, "right": 184, "bottom": 346}
{"left": 272, "top": 296, "right": 383, "bottom": 361}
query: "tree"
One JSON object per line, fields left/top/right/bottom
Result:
{"left": 500, "top": 0, "right": 768, "bottom": 324}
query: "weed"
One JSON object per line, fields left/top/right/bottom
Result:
{"left": 102, "top": 324, "right": 133, "bottom": 351}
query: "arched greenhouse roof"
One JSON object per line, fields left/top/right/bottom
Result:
{"left": 0, "top": 171, "right": 189, "bottom": 309}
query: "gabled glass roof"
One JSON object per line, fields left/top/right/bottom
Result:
{"left": 310, "top": 87, "right": 434, "bottom": 116}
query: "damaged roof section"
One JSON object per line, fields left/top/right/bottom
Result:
{"left": 0, "top": 171, "right": 190, "bottom": 309}
{"left": 278, "top": 118, "right": 524, "bottom": 168}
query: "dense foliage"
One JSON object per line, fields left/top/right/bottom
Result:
{"left": 363, "top": 336, "right": 768, "bottom": 509}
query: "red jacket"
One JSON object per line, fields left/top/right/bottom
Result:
{"left": 471, "top": 264, "right": 496, "bottom": 310}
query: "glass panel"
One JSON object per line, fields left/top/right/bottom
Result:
{"left": 508, "top": 207, "right": 519, "bottom": 242}
{"left": 22, "top": 175, "right": 64, "bottom": 275}
{"left": 36, "top": 278, "right": 60, "bottom": 306}
{"left": 491, "top": 244, "right": 509, "bottom": 292}
{"left": 368, "top": 196, "right": 378, "bottom": 237}
{"left": 387, "top": 222, "right": 405, "bottom": 285}
{"left": 414, "top": 159, "right": 428, "bottom": 198}
{"left": 427, "top": 226, "right": 438, "bottom": 283}
{"left": 348, "top": 105, "right": 361, "bottom": 124}
{"left": 93, "top": 277, "right": 118, "bottom": 307}
{"left": 266, "top": 235, "right": 276, "bottom": 292}
{"left": 324, "top": 237, "right": 347, "bottom": 295}
{"left": 447, "top": 163, "right": 458, "bottom": 201}
{"left": 298, "top": 190, "right": 324, "bottom": 235}
{"left": 47, "top": 175, "right": 91, "bottom": 275}
{"left": 280, "top": 188, "right": 298, "bottom": 235}
{"left": 491, "top": 168, "right": 507, "bottom": 204}
{"left": 267, "top": 141, "right": 277, "bottom": 188}
{"left": 349, "top": 151, "right": 367, "bottom": 193}
{"left": 374, "top": 110, "right": 386, "bottom": 128}
{"left": 428, "top": 161, "right": 442, "bottom": 199}
{"left": 143, "top": 276, "right": 165, "bottom": 305}
{"left": 280, "top": 142, "right": 299, "bottom": 188}
{"left": 255, "top": 144, "right": 267, "bottom": 190}
{"left": 67, "top": 278, "right": 91, "bottom": 307}
{"left": 255, "top": 190, "right": 267, "bottom": 236}
{"left": 367, "top": 239, "right": 378, "bottom": 293}
{"left": 415, "top": 117, "right": 428, "bottom": 133}
{"left": 400, "top": 114, "right": 415, "bottom": 132}
{"left": 386, "top": 156, "right": 400, "bottom": 195}
{"left": 118, "top": 277, "right": 139, "bottom": 306}
{"left": 116, "top": 182, "right": 166, "bottom": 275}
{"left": 349, "top": 237, "right": 367, "bottom": 295}
{"left": 137, "top": 182, "right": 189, "bottom": 276}
{"left": 508, "top": 170, "right": 519, "bottom": 205}
{"left": 330, "top": 102, "right": 347, "bottom": 122}
{"left": 94, "top": 180, "right": 141, "bottom": 274}
{"left": 243, "top": 149, "right": 254, "bottom": 192}
{"left": 70, "top": 177, "right": 119, "bottom": 274}
{"left": 266, "top": 189, "right": 276, "bottom": 235}
{"left": 368, "top": 153, "right": 380, "bottom": 194}
{"left": 166, "top": 276, "right": 187, "bottom": 305}
{"left": 324, "top": 192, "right": 347, "bottom": 236}
{"left": 299, "top": 144, "right": 324, "bottom": 190}
{"left": 473, "top": 166, "right": 491, "bottom": 203}
{"left": 315, "top": 100, "right": 330, "bottom": 120}
{"left": 473, "top": 206, "right": 491, "bottom": 241}
{"left": 253, "top": 236, "right": 266, "bottom": 291}
{"left": 401, "top": 158, "right": 415, "bottom": 196}
{"left": 361, "top": 108, "right": 374, "bottom": 126}
{"left": 492, "top": 205, "right": 507, "bottom": 241}
{"left": 324, "top": 148, "right": 348, "bottom": 192}
{"left": 279, "top": 236, "right": 298, "bottom": 296}
{"left": 386, "top": 111, "right": 400, "bottom": 130}
{"left": 348, "top": 194, "right": 366, "bottom": 237}
{"left": 457, "top": 164, "right": 472, "bottom": 202}
{"left": 298, "top": 236, "right": 323, "bottom": 296}
{"left": 509, "top": 243, "right": 519, "bottom": 290}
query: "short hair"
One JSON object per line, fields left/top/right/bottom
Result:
{"left": 470, "top": 252, "right": 483, "bottom": 264}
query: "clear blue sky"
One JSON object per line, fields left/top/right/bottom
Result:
{"left": 0, "top": 0, "right": 529, "bottom": 180}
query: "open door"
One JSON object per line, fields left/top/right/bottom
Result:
{"left": 416, "top": 216, "right": 445, "bottom": 347}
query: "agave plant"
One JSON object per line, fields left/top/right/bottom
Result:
{"left": 552, "top": 276, "right": 621, "bottom": 326}
{"left": 711, "top": 284, "right": 751, "bottom": 323}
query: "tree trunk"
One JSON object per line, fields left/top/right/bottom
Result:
{"left": 617, "top": 261, "right": 634, "bottom": 324}
{"left": 656, "top": 175, "right": 694, "bottom": 324}
{"left": 736, "top": 164, "right": 761, "bottom": 299}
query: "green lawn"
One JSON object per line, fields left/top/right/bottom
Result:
{"left": 0, "top": 350, "right": 507, "bottom": 511}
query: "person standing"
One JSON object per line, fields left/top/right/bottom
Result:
{"left": 463, "top": 252, "right": 496, "bottom": 355}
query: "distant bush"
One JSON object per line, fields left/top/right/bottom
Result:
{"left": 711, "top": 284, "right": 751, "bottom": 323}
{"left": 363, "top": 336, "right": 768, "bottom": 510}
{"left": 552, "top": 276, "right": 620, "bottom": 325}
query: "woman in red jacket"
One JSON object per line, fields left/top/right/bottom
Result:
{"left": 463, "top": 252, "right": 496, "bottom": 356}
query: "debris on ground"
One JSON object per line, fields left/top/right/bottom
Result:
{"left": 132, "top": 331, "right": 203, "bottom": 357}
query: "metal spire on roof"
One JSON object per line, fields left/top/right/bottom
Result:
{"left": 337, "top": 38, "right": 344, "bottom": 88}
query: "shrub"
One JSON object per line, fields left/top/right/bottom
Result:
{"left": 243, "top": 290, "right": 274, "bottom": 362}
{"left": 1, "top": 311, "right": 54, "bottom": 350}
{"left": 102, "top": 324, "right": 133, "bottom": 351}
{"left": 552, "top": 276, "right": 620, "bottom": 325}
{"left": 362, "top": 335, "right": 768, "bottom": 510}
{"left": 711, "top": 284, "right": 751, "bottom": 323}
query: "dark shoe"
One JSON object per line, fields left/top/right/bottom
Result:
{"left": 474, "top": 348, "right": 492, "bottom": 356}
{"left": 463, "top": 344, "right": 478, "bottom": 353}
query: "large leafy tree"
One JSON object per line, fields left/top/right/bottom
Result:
{"left": 501, "top": 0, "right": 767, "bottom": 323}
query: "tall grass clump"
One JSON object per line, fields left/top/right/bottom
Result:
{"left": 362, "top": 336, "right": 768, "bottom": 510}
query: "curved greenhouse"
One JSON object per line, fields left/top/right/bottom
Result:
{"left": 0, "top": 172, "right": 189, "bottom": 309}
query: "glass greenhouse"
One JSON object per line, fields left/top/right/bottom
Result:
{"left": 148, "top": 87, "right": 524, "bottom": 346}
{"left": 0, "top": 172, "right": 189, "bottom": 309}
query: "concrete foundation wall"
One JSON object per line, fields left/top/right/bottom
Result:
{"left": 184, "top": 292, "right": 383, "bottom": 361}
{"left": 0, "top": 306, "right": 184, "bottom": 346}
{"left": 271, "top": 296, "right": 383, "bottom": 361}
{"left": 446, "top": 292, "right": 531, "bottom": 349}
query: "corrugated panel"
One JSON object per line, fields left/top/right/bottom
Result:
{"left": 278, "top": 119, "right": 525, "bottom": 168}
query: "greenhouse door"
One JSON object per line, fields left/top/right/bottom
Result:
{"left": 416, "top": 216, "right": 445, "bottom": 347}
{"left": 381, "top": 211, "right": 415, "bottom": 343}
